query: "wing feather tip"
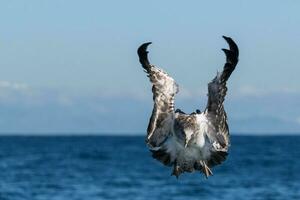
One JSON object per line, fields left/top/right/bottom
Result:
{"left": 222, "top": 36, "right": 239, "bottom": 57}
{"left": 137, "top": 42, "right": 152, "bottom": 54}
{"left": 138, "top": 42, "right": 153, "bottom": 70}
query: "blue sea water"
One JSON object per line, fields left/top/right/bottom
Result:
{"left": 0, "top": 135, "right": 299, "bottom": 200}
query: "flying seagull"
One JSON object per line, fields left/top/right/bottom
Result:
{"left": 137, "top": 36, "right": 239, "bottom": 178}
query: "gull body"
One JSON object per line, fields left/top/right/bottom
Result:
{"left": 137, "top": 36, "right": 239, "bottom": 178}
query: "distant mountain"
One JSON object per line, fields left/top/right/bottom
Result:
{"left": 0, "top": 89, "right": 299, "bottom": 134}
{"left": 230, "top": 116, "right": 300, "bottom": 134}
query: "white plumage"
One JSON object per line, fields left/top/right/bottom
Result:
{"left": 137, "top": 36, "right": 239, "bottom": 178}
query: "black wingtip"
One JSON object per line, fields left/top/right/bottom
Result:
{"left": 137, "top": 42, "right": 152, "bottom": 55}
{"left": 220, "top": 36, "right": 239, "bottom": 82}
{"left": 222, "top": 48, "right": 233, "bottom": 57}
{"left": 137, "top": 42, "right": 152, "bottom": 69}
{"left": 222, "top": 48, "right": 238, "bottom": 65}
{"left": 222, "top": 36, "right": 239, "bottom": 57}
{"left": 222, "top": 35, "right": 229, "bottom": 40}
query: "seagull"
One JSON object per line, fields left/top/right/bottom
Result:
{"left": 137, "top": 36, "right": 239, "bottom": 178}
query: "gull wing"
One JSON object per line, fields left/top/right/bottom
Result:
{"left": 205, "top": 36, "right": 239, "bottom": 152}
{"left": 138, "top": 43, "right": 179, "bottom": 148}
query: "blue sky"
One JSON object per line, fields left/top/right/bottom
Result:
{"left": 0, "top": 1, "right": 300, "bottom": 134}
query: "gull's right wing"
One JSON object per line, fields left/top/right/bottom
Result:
{"left": 138, "top": 43, "right": 179, "bottom": 148}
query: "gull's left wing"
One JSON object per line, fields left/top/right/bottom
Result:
{"left": 138, "top": 43, "right": 179, "bottom": 148}
{"left": 204, "top": 36, "right": 239, "bottom": 156}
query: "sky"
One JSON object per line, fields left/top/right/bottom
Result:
{"left": 0, "top": 0, "right": 300, "bottom": 134}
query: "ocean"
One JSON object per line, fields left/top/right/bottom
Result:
{"left": 0, "top": 135, "right": 299, "bottom": 200}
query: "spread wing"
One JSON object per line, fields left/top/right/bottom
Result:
{"left": 205, "top": 36, "right": 239, "bottom": 151}
{"left": 138, "top": 42, "right": 179, "bottom": 148}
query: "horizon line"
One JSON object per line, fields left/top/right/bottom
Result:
{"left": 0, "top": 132, "right": 299, "bottom": 136}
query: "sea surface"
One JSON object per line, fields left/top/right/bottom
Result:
{"left": 0, "top": 135, "right": 299, "bottom": 200}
